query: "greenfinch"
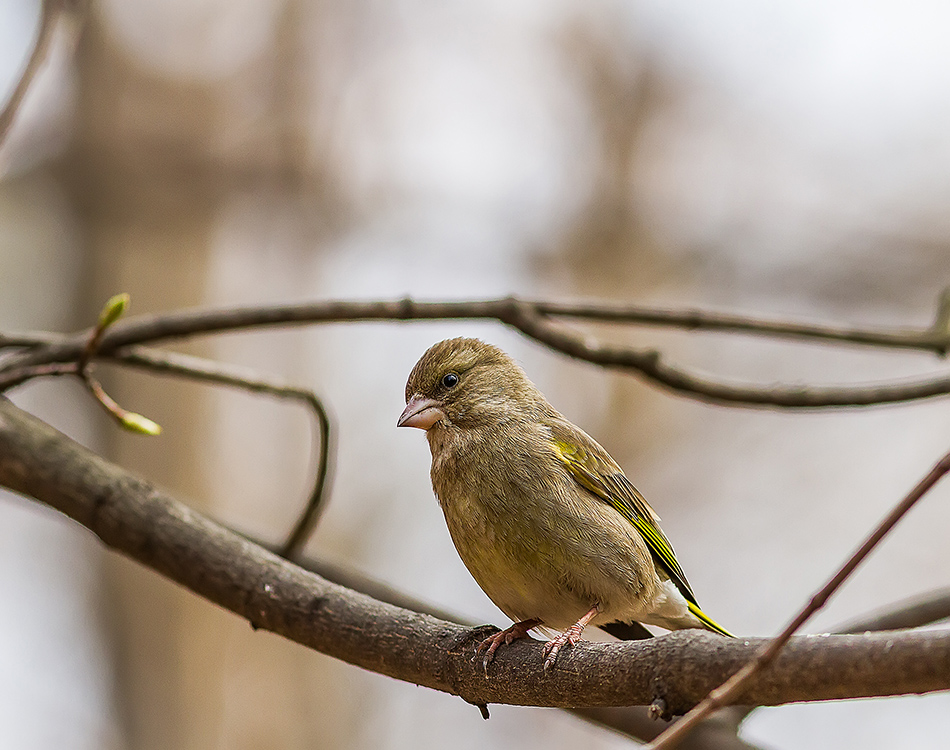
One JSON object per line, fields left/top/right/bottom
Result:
{"left": 398, "top": 337, "right": 732, "bottom": 669}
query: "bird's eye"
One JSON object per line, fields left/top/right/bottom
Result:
{"left": 441, "top": 372, "right": 459, "bottom": 389}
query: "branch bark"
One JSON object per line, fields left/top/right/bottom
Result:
{"left": 0, "top": 397, "right": 948, "bottom": 715}
{"left": 285, "top": 551, "right": 950, "bottom": 747}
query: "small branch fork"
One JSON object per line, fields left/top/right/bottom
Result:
{"left": 77, "top": 295, "right": 161, "bottom": 435}
{"left": 1, "top": 295, "right": 334, "bottom": 557}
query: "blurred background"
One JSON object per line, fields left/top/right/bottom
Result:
{"left": 2, "top": 0, "right": 950, "bottom": 748}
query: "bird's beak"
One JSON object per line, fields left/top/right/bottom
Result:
{"left": 397, "top": 394, "right": 446, "bottom": 430}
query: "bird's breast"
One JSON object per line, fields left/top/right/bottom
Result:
{"left": 427, "top": 428, "right": 664, "bottom": 628}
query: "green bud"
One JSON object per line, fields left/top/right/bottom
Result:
{"left": 98, "top": 293, "right": 131, "bottom": 329}
{"left": 120, "top": 412, "right": 162, "bottom": 436}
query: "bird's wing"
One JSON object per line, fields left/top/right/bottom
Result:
{"left": 547, "top": 420, "right": 699, "bottom": 606}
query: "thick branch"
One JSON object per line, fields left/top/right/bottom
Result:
{"left": 290, "top": 552, "right": 950, "bottom": 748}
{"left": 0, "top": 397, "right": 948, "bottom": 714}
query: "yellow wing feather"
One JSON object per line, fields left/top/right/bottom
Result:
{"left": 550, "top": 429, "right": 733, "bottom": 638}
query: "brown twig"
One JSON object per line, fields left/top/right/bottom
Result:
{"left": 0, "top": 331, "right": 65, "bottom": 350}
{"left": 536, "top": 289, "right": 950, "bottom": 356}
{"left": 10, "top": 307, "right": 335, "bottom": 561}
{"left": 12, "top": 293, "right": 947, "bottom": 353}
{"left": 576, "top": 706, "right": 761, "bottom": 750}
{"left": 506, "top": 303, "right": 950, "bottom": 407}
{"left": 646, "top": 448, "right": 950, "bottom": 749}
{"left": 0, "top": 361, "right": 77, "bottom": 385}
{"left": 3, "top": 296, "right": 950, "bottom": 408}
{"left": 113, "top": 346, "right": 333, "bottom": 558}
{"left": 6, "top": 295, "right": 950, "bottom": 357}
{"left": 835, "top": 586, "right": 950, "bottom": 634}
{"left": 722, "top": 585, "right": 950, "bottom": 729}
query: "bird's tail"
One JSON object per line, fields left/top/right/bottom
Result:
{"left": 601, "top": 604, "right": 734, "bottom": 641}
{"left": 687, "top": 602, "right": 734, "bottom": 637}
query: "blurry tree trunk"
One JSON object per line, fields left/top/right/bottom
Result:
{"left": 56, "top": 16, "right": 218, "bottom": 749}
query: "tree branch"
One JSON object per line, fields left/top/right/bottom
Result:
{"left": 836, "top": 587, "right": 950, "bottom": 634}
{"left": 277, "top": 549, "right": 760, "bottom": 747}
{"left": 0, "top": 397, "right": 948, "bottom": 715}
{"left": 505, "top": 304, "right": 950, "bottom": 408}
{"left": 112, "top": 346, "right": 334, "bottom": 557}
{"left": 3, "top": 297, "right": 950, "bottom": 408}
{"left": 535, "top": 290, "right": 950, "bottom": 356}
{"left": 286, "top": 548, "right": 950, "bottom": 747}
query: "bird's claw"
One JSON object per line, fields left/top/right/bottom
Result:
{"left": 542, "top": 603, "right": 600, "bottom": 670}
{"left": 472, "top": 619, "right": 541, "bottom": 674}
{"left": 473, "top": 630, "right": 508, "bottom": 675}
{"left": 541, "top": 628, "right": 582, "bottom": 671}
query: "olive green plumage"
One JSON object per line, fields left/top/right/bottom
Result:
{"left": 398, "top": 337, "right": 731, "bottom": 666}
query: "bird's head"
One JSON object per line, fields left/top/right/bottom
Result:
{"left": 397, "top": 338, "right": 538, "bottom": 431}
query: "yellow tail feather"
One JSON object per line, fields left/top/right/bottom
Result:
{"left": 688, "top": 602, "right": 734, "bottom": 637}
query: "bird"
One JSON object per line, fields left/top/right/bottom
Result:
{"left": 397, "top": 337, "right": 732, "bottom": 670}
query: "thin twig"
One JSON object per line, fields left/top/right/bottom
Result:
{"left": 12, "top": 294, "right": 949, "bottom": 353}
{"left": 8, "top": 294, "right": 950, "bottom": 356}
{"left": 0, "top": 331, "right": 65, "bottom": 350}
{"left": 279, "top": 388, "right": 333, "bottom": 558}
{"left": 0, "top": 361, "right": 77, "bottom": 386}
{"left": 507, "top": 303, "right": 950, "bottom": 408}
{"left": 3, "top": 297, "right": 950, "bottom": 408}
{"left": 113, "top": 346, "right": 333, "bottom": 556}
{"left": 535, "top": 289, "right": 950, "bottom": 356}
{"left": 646, "top": 448, "right": 950, "bottom": 750}
{"left": 725, "top": 585, "right": 950, "bottom": 729}
{"left": 835, "top": 586, "right": 950, "bottom": 634}
{"left": 75, "top": 295, "right": 161, "bottom": 433}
